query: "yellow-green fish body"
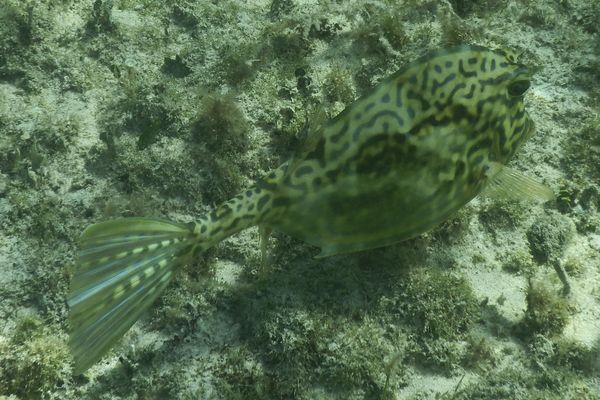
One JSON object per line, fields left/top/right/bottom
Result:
{"left": 197, "top": 45, "right": 540, "bottom": 256}
{"left": 68, "top": 45, "right": 551, "bottom": 373}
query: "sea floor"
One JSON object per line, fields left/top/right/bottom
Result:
{"left": 0, "top": 1, "right": 599, "bottom": 399}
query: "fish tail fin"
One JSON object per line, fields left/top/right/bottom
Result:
{"left": 67, "top": 217, "right": 200, "bottom": 374}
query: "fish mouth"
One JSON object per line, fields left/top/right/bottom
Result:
{"left": 518, "top": 64, "right": 536, "bottom": 79}
{"left": 523, "top": 115, "right": 535, "bottom": 141}
{"left": 511, "top": 64, "right": 538, "bottom": 83}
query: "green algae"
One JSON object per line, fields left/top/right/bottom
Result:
{"left": 0, "top": 0, "right": 599, "bottom": 399}
{"left": 0, "top": 312, "right": 70, "bottom": 400}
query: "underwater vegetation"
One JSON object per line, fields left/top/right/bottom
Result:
{"left": 0, "top": 312, "right": 70, "bottom": 400}
{"left": 67, "top": 35, "right": 555, "bottom": 378}
{"left": 0, "top": 0, "right": 599, "bottom": 399}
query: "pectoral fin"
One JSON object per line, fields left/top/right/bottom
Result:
{"left": 481, "top": 163, "right": 554, "bottom": 202}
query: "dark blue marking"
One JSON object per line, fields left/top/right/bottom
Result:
{"left": 445, "top": 60, "right": 453, "bottom": 68}
{"left": 431, "top": 73, "right": 456, "bottom": 94}
{"left": 455, "top": 160, "right": 466, "bottom": 177}
{"left": 479, "top": 72, "right": 512, "bottom": 89}
{"left": 330, "top": 121, "right": 349, "bottom": 143}
{"left": 434, "top": 64, "right": 442, "bottom": 73}
{"left": 406, "top": 89, "right": 431, "bottom": 110}
{"left": 493, "top": 119, "right": 507, "bottom": 152}
{"left": 490, "top": 59, "right": 497, "bottom": 71}
{"left": 226, "top": 217, "right": 241, "bottom": 231}
{"left": 409, "top": 75, "right": 417, "bottom": 84}
{"left": 479, "top": 78, "right": 496, "bottom": 87}
{"left": 467, "top": 137, "right": 493, "bottom": 158}
{"left": 351, "top": 133, "right": 405, "bottom": 177}
{"left": 500, "top": 62, "right": 508, "bottom": 68}
{"left": 476, "top": 94, "right": 503, "bottom": 115}
{"left": 256, "top": 195, "right": 271, "bottom": 212}
{"left": 449, "top": 104, "right": 474, "bottom": 124}
{"left": 459, "top": 59, "right": 477, "bottom": 78}
{"left": 511, "top": 120, "right": 525, "bottom": 135}
{"left": 282, "top": 174, "right": 308, "bottom": 192}
{"left": 351, "top": 110, "right": 405, "bottom": 141}
{"left": 421, "top": 67, "right": 429, "bottom": 91}
{"left": 447, "top": 82, "right": 467, "bottom": 102}
{"left": 393, "top": 133, "right": 407, "bottom": 144}
{"left": 468, "top": 57, "right": 478, "bottom": 65}
{"left": 480, "top": 58, "right": 487, "bottom": 73}
{"left": 472, "top": 154, "right": 484, "bottom": 165}
{"left": 464, "top": 84, "right": 476, "bottom": 99}
{"left": 294, "top": 165, "right": 314, "bottom": 178}
{"left": 330, "top": 142, "right": 350, "bottom": 162}
{"left": 305, "top": 137, "right": 326, "bottom": 163}
{"left": 325, "top": 169, "right": 339, "bottom": 181}
{"left": 257, "top": 179, "right": 278, "bottom": 191}
{"left": 407, "top": 107, "right": 415, "bottom": 118}
{"left": 218, "top": 206, "right": 233, "bottom": 218}
{"left": 395, "top": 82, "right": 403, "bottom": 107}
{"left": 513, "top": 107, "right": 526, "bottom": 120}
{"left": 382, "top": 93, "right": 390, "bottom": 103}
{"left": 365, "top": 102, "right": 376, "bottom": 112}
{"left": 468, "top": 174, "right": 480, "bottom": 187}
{"left": 449, "top": 143, "right": 465, "bottom": 153}
{"left": 382, "top": 122, "right": 389, "bottom": 134}
{"left": 271, "top": 197, "right": 290, "bottom": 208}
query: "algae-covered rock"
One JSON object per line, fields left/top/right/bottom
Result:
{"left": 527, "top": 211, "right": 574, "bottom": 264}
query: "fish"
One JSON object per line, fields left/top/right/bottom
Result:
{"left": 67, "top": 44, "right": 553, "bottom": 373}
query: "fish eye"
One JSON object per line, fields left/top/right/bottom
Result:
{"left": 507, "top": 80, "right": 530, "bottom": 97}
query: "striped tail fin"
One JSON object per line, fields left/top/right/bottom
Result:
{"left": 67, "top": 218, "right": 199, "bottom": 374}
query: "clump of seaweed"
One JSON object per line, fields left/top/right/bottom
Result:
{"left": 85, "top": 0, "right": 115, "bottom": 36}
{"left": 0, "top": 1, "right": 35, "bottom": 51}
{"left": 192, "top": 93, "right": 249, "bottom": 154}
{"left": 461, "top": 334, "right": 497, "bottom": 372}
{"left": 440, "top": 13, "right": 480, "bottom": 47}
{"left": 351, "top": 9, "right": 409, "bottom": 56}
{"left": 442, "top": 363, "right": 596, "bottom": 399}
{"left": 0, "top": 312, "right": 70, "bottom": 399}
{"left": 401, "top": 268, "right": 478, "bottom": 340}
{"left": 322, "top": 65, "right": 355, "bottom": 105}
{"left": 518, "top": 279, "right": 571, "bottom": 337}
{"left": 501, "top": 250, "right": 536, "bottom": 276}
{"left": 395, "top": 268, "right": 479, "bottom": 373}
{"left": 97, "top": 67, "right": 178, "bottom": 151}
{"left": 572, "top": 1, "right": 600, "bottom": 34}
{"left": 161, "top": 55, "right": 192, "bottom": 79}
{"left": 564, "top": 114, "right": 600, "bottom": 181}
{"left": 268, "top": 0, "right": 295, "bottom": 21}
